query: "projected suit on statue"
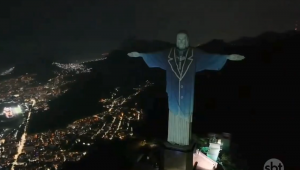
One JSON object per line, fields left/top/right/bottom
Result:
{"left": 128, "top": 30, "right": 244, "bottom": 146}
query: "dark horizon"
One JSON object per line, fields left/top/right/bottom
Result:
{"left": 2, "top": 0, "right": 300, "bottom": 67}
{"left": 0, "top": 30, "right": 298, "bottom": 70}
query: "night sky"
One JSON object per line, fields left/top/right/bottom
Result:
{"left": 1, "top": 0, "right": 300, "bottom": 63}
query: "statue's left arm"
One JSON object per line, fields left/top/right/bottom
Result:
{"left": 195, "top": 51, "right": 227, "bottom": 72}
{"left": 195, "top": 50, "right": 244, "bottom": 72}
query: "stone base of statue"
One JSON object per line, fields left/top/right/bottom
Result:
{"left": 161, "top": 141, "right": 196, "bottom": 170}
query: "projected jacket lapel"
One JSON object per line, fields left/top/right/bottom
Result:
{"left": 167, "top": 48, "right": 194, "bottom": 80}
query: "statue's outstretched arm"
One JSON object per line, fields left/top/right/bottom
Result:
{"left": 195, "top": 51, "right": 228, "bottom": 72}
{"left": 128, "top": 51, "right": 166, "bottom": 69}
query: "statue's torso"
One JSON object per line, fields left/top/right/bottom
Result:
{"left": 165, "top": 47, "right": 196, "bottom": 118}
{"left": 166, "top": 47, "right": 196, "bottom": 81}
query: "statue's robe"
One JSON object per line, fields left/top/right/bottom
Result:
{"left": 141, "top": 47, "right": 227, "bottom": 145}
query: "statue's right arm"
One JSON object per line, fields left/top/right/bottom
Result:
{"left": 130, "top": 51, "right": 166, "bottom": 69}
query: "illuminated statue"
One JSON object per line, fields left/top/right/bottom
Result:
{"left": 128, "top": 30, "right": 244, "bottom": 146}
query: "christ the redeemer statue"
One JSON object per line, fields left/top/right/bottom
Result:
{"left": 128, "top": 30, "right": 245, "bottom": 146}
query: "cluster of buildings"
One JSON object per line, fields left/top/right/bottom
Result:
{"left": 0, "top": 57, "right": 106, "bottom": 111}
{"left": 52, "top": 57, "right": 107, "bottom": 74}
{"left": 0, "top": 60, "right": 154, "bottom": 169}
{"left": 11, "top": 81, "right": 151, "bottom": 169}
{"left": 52, "top": 63, "right": 92, "bottom": 74}
{"left": 0, "top": 72, "right": 74, "bottom": 113}
{"left": 0, "top": 66, "right": 85, "bottom": 169}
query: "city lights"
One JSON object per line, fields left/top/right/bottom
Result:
{"left": 0, "top": 54, "right": 155, "bottom": 169}
{"left": 52, "top": 62, "right": 92, "bottom": 74}
{"left": 0, "top": 67, "right": 15, "bottom": 76}
{"left": 52, "top": 57, "right": 107, "bottom": 74}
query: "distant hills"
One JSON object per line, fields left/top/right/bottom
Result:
{"left": 4, "top": 30, "right": 300, "bottom": 84}
{"left": 3, "top": 30, "right": 300, "bottom": 122}
{"left": 230, "top": 30, "right": 300, "bottom": 46}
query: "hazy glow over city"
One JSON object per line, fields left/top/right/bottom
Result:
{"left": 0, "top": 57, "right": 154, "bottom": 169}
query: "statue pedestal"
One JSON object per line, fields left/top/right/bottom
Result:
{"left": 161, "top": 142, "right": 196, "bottom": 170}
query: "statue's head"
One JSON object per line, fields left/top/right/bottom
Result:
{"left": 176, "top": 30, "right": 189, "bottom": 50}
